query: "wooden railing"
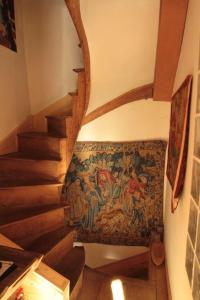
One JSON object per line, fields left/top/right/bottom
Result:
{"left": 65, "top": 0, "right": 90, "bottom": 114}
{"left": 64, "top": 0, "right": 91, "bottom": 164}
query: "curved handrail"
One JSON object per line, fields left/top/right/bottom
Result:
{"left": 65, "top": 0, "right": 91, "bottom": 115}
{"left": 82, "top": 83, "right": 153, "bottom": 125}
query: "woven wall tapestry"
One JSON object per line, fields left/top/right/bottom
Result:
{"left": 166, "top": 75, "right": 192, "bottom": 212}
{"left": 65, "top": 140, "right": 167, "bottom": 246}
{"left": 0, "top": 0, "right": 16, "bottom": 51}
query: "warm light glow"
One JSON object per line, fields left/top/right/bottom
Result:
{"left": 23, "top": 272, "right": 64, "bottom": 300}
{"left": 111, "top": 279, "right": 125, "bottom": 300}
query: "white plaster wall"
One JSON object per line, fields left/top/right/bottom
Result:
{"left": 21, "top": 0, "right": 83, "bottom": 114}
{"left": 0, "top": 0, "right": 30, "bottom": 140}
{"left": 163, "top": 0, "right": 200, "bottom": 299}
{"left": 80, "top": 0, "right": 160, "bottom": 113}
{"left": 78, "top": 99, "right": 170, "bottom": 142}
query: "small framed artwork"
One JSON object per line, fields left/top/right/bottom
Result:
{"left": 192, "top": 259, "right": 200, "bottom": 300}
{"left": 0, "top": 0, "right": 17, "bottom": 51}
{"left": 196, "top": 219, "right": 200, "bottom": 264}
{"left": 198, "top": 38, "right": 200, "bottom": 71}
{"left": 194, "top": 118, "right": 200, "bottom": 158}
{"left": 191, "top": 160, "right": 200, "bottom": 205}
{"left": 188, "top": 199, "right": 198, "bottom": 247}
{"left": 196, "top": 75, "right": 200, "bottom": 113}
{"left": 186, "top": 237, "right": 195, "bottom": 286}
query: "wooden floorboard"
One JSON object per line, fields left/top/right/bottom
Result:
{"left": 78, "top": 261, "right": 169, "bottom": 300}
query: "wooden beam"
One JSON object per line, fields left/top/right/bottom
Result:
{"left": 82, "top": 83, "right": 153, "bottom": 125}
{"left": 153, "top": 0, "right": 189, "bottom": 101}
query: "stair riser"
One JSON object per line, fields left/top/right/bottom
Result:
{"left": 0, "top": 208, "right": 66, "bottom": 248}
{"left": 44, "top": 230, "right": 74, "bottom": 267}
{"left": 0, "top": 159, "right": 64, "bottom": 182}
{"left": 18, "top": 136, "right": 67, "bottom": 160}
{"left": 0, "top": 185, "right": 62, "bottom": 212}
{"left": 47, "top": 118, "right": 67, "bottom": 138}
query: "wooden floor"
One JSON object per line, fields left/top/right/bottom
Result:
{"left": 77, "top": 259, "right": 168, "bottom": 300}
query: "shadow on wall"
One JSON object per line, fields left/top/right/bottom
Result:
{"left": 64, "top": 140, "right": 167, "bottom": 246}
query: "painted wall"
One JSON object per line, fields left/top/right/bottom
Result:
{"left": 0, "top": 0, "right": 30, "bottom": 141}
{"left": 80, "top": 0, "right": 160, "bottom": 113}
{"left": 21, "top": 0, "right": 83, "bottom": 114}
{"left": 78, "top": 99, "right": 171, "bottom": 142}
{"left": 163, "top": 0, "right": 200, "bottom": 299}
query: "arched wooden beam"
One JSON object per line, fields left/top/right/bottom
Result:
{"left": 153, "top": 0, "right": 189, "bottom": 101}
{"left": 82, "top": 83, "right": 153, "bottom": 125}
{"left": 65, "top": 0, "right": 90, "bottom": 113}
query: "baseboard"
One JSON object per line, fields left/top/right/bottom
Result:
{"left": 0, "top": 115, "right": 33, "bottom": 155}
{"left": 32, "top": 94, "right": 72, "bottom": 132}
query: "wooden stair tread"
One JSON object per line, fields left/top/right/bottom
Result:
{"left": 53, "top": 246, "right": 85, "bottom": 292}
{"left": 78, "top": 267, "right": 156, "bottom": 300}
{"left": 18, "top": 131, "right": 66, "bottom": 140}
{"left": 0, "top": 179, "right": 62, "bottom": 189}
{"left": 69, "top": 91, "right": 78, "bottom": 96}
{"left": 27, "top": 225, "right": 74, "bottom": 254}
{"left": 0, "top": 203, "right": 69, "bottom": 227}
{"left": 73, "top": 67, "right": 85, "bottom": 73}
{"left": 45, "top": 111, "right": 72, "bottom": 120}
{"left": 77, "top": 267, "right": 108, "bottom": 300}
{"left": 96, "top": 250, "right": 149, "bottom": 280}
{"left": 0, "top": 152, "right": 61, "bottom": 162}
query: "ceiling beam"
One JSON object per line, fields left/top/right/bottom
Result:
{"left": 153, "top": 0, "right": 189, "bottom": 101}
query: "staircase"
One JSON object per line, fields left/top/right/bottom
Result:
{"left": 0, "top": 105, "right": 85, "bottom": 298}
{"left": 78, "top": 252, "right": 169, "bottom": 300}
{"left": 0, "top": 1, "right": 170, "bottom": 299}
{"left": 0, "top": 1, "right": 91, "bottom": 299}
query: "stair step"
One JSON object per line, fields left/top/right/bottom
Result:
{"left": 18, "top": 132, "right": 66, "bottom": 160}
{"left": 0, "top": 204, "right": 69, "bottom": 248}
{"left": 73, "top": 68, "right": 85, "bottom": 73}
{"left": 0, "top": 178, "right": 62, "bottom": 188}
{"left": 0, "top": 181, "right": 63, "bottom": 215}
{"left": 0, "top": 151, "right": 61, "bottom": 161}
{"left": 27, "top": 225, "right": 75, "bottom": 266}
{"left": 98, "top": 276, "right": 156, "bottom": 300}
{"left": 78, "top": 267, "right": 109, "bottom": 300}
{"left": 96, "top": 251, "right": 149, "bottom": 280}
{"left": 69, "top": 91, "right": 78, "bottom": 97}
{"left": 46, "top": 115, "right": 72, "bottom": 138}
{"left": 0, "top": 152, "right": 63, "bottom": 182}
{"left": 53, "top": 246, "right": 85, "bottom": 293}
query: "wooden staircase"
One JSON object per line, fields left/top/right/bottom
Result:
{"left": 77, "top": 252, "right": 169, "bottom": 300}
{"left": 0, "top": 106, "right": 85, "bottom": 298}
{"left": 0, "top": 1, "right": 90, "bottom": 298}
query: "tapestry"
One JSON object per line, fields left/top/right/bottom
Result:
{"left": 166, "top": 75, "right": 192, "bottom": 212}
{"left": 65, "top": 141, "right": 167, "bottom": 246}
{"left": 0, "top": 0, "right": 16, "bottom": 51}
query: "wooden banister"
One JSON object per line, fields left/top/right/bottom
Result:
{"left": 65, "top": 0, "right": 90, "bottom": 114}
{"left": 82, "top": 83, "right": 153, "bottom": 125}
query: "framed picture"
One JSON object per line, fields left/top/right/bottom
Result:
{"left": 0, "top": 0, "right": 17, "bottom": 51}
{"left": 191, "top": 160, "right": 200, "bottom": 205}
{"left": 186, "top": 237, "right": 194, "bottom": 286}
{"left": 166, "top": 75, "right": 193, "bottom": 212}
{"left": 188, "top": 199, "right": 198, "bottom": 247}
{"left": 194, "top": 118, "right": 200, "bottom": 158}
{"left": 196, "top": 75, "right": 200, "bottom": 113}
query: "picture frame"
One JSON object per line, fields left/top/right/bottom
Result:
{"left": 166, "top": 75, "right": 193, "bottom": 212}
